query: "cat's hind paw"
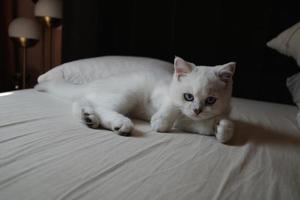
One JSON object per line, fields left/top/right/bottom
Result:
{"left": 81, "top": 110, "right": 100, "bottom": 129}
{"left": 215, "top": 119, "right": 234, "bottom": 143}
{"left": 112, "top": 117, "right": 134, "bottom": 137}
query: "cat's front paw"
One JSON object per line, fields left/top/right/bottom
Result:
{"left": 215, "top": 119, "right": 234, "bottom": 143}
{"left": 150, "top": 113, "right": 173, "bottom": 132}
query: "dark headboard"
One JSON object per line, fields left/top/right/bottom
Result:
{"left": 62, "top": 0, "right": 300, "bottom": 104}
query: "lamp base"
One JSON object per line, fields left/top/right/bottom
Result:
{"left": 11, "top": 37, "right": 39, "bottom": 48}
{"left": 10, "top": 38, "right": 35, "bottom": 89}
{"left": 36, "top": 16, "right": 62, "bottom": 28}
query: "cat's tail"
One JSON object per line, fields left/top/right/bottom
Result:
{"left": 35, "top": 79, "right": 84, "bottom": 100}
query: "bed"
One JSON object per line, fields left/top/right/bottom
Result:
{"left": 2, "top": 1, "right": 300, "bottom": 199}
{"left": 1, "top": 82, "right": 300, "bottom": 200}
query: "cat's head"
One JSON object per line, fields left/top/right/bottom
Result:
{"left": 170, "top": 57, "right": 236, "bottom": 121}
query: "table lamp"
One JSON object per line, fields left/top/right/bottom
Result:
{"left": 8, "top": 17, "right": 41, "bottom": 89}
{"left": 34, "top": 0, "right": 62, "bottom": 71}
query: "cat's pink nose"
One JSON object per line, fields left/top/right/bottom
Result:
{"left": 193, "top": 108, "right": 202, "bottom": 115}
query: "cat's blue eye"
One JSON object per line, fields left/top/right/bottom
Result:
{"left": 205, "top": 96, "right": 217, "bottom": 105}
{"left": 183, "top": 93, "right": 194, "bottom": 101}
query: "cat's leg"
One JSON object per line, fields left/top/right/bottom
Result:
{"left": 74, "top": 93, "right": 135, "bottom": 136}
{"left": 215, "top": 119, "right": 234, "bottom": 143}
{"left": 73, "top": 100, "right": 101, "bottom": 129}
{"left": 78, "top": 105, "right": 134, "bottom": 136}
{"left": 175, "top": 117, "right": 233, "bottom": 143}
{"left": 151, "top": 103, "right": 180, "bottom": 132}
{"left": 93, "top": 107, "right": 134, "bottom": 136}
{"left": 174, "top": 117, "right": 216, "bottom": 136}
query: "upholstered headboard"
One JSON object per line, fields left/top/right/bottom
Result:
{"left": 62, "top": 0, "right": 299, "bottom": 104}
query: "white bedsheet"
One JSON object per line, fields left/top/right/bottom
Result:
{"left": 0, "top": 90, "right": 300, "bottom": 200}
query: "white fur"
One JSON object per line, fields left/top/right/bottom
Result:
{"left": 35, "top": 57, "right": 236, "bottom": 143}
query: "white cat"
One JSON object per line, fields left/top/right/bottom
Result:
{"left": 35, "top": 57, "right": 236, "bottom": 143}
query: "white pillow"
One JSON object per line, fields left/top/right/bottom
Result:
{"left": 287, "top": 72, "right": 300, "bottom": 127}
{"left": 267, "top": 21, "right": 300, "bottom": 66}
{"left": 287, "top": 72, "right": 300, "bottom": 106}
{"left": 38, "top": 56, "right": 173, "bottom": 84}
{"left": 297, "top": 112, "right": 300, "bottom": 128}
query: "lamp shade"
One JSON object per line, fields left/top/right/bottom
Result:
{"left": 8, "top": 17, "right": 41, "bottom": 40}
{"left": 34, "top": 0, "right": 63, "bottom": 19}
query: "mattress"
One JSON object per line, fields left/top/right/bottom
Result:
{"left": 0, "top": 89, "right": 300, "bottom": 200}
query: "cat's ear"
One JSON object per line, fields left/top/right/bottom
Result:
{"left": 216, "top": 62, "right": 236, "bottom": 83}
{"left": 174, "top": 56, "right": 194, "bottom": 80}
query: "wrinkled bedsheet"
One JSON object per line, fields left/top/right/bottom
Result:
{"left": 0, "top": 90, "right": 300, "bottom": 200}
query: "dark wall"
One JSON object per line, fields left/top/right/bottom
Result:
{"left": 62, "top": 0, "right": 300, "bottom": 104}
{"left": 0, "top": 0, "right": 17, "bottom": 92}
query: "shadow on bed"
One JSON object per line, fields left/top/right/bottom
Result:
{"left": 230, "top": 120, "right": 300, "bottom": 148}
{"left": 130, "top": 128, "right": 145, "bottom": 137}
